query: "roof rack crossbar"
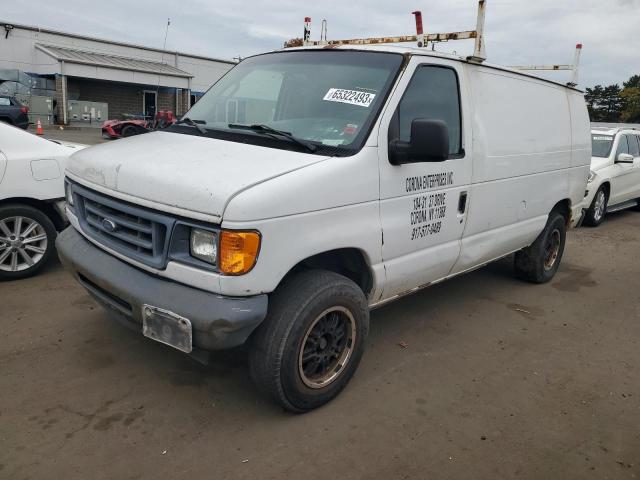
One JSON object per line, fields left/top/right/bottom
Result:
{"left": 509, "top": 44, "right": 583, "bottom": 87}
{"left": 295, "top": 0, "right": 487, "bottom": 62}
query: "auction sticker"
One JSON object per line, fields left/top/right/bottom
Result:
{"left": 323, "top": 88, "right": 376, "bottom": 107}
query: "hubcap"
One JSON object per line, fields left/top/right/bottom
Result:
{"left": 0, "top": 216, "right": 48, "bottom": 272}
{"left": 594, "top": 190, "right": 606, "bottom": 221}
{"left": 298, "top": 306, "right": 357, "bottom": 389}
{"left": 543, "top": 229, "right": 561, "bottom": 271}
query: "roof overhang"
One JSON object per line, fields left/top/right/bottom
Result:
{"left": 34, "top": 43, "right": 194, "bottom": 88}
{"left": 35, "top": 43, "right": 193, "bottom": 78}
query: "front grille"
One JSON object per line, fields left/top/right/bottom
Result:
{"left": 71, "top": 183, "right": 175, "bottom": 269}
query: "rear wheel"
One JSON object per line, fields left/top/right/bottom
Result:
{"left": 584, "top": 187, "right": 608, "bottom": 227}
{"left": 249, "top": 270, "right": 369, "bottom": 413}
{"left": 0, "top": 205, "right": 56, "bottom": 280}
{"left": 514, "top": 212, "right": 566, "bottom": 284}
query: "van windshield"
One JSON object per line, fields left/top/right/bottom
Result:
{"left": 591, "top": 134, "right": 614, "bottom": 158}
{"left": 181, "top": 50, "right": 404, "bottom": 155}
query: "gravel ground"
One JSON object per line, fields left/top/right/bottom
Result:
{"left": 1, "top": 193, "right": 639, "bottom": 479}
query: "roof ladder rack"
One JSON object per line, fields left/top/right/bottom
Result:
{"left": 509, "top": 44, "right": 583, "bottom": 87}
{"left": 295, "top": 0, "right": 488, "bottom": 62}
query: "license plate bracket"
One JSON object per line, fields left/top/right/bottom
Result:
{"left": 142, "top": 305, "right": 193, "bottom": 353}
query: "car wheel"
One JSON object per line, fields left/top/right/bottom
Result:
{"left": 249, "top": 269, "right": 369, "bottom": 413}
{"left": 584, "top": 187, "right": 608, "bottom": 226}
{"left": 0, "top": 205, "right": 57, "bottom": 281}
{"left": 514, "top": 212, "right": 566, "bottom": 284}
{"left": 121, "top": 125, "right": 140, "bottom": 137}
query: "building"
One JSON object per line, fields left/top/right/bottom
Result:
{"left": 0, "top": 21, "right": 235, "bottom": 125}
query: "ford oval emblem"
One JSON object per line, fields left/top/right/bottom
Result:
{"left": 102, "top": 218, "right": 117, "bottom": 232}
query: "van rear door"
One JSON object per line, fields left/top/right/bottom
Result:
{"left": 376, "top": 56, "right": 472, "bottom": 300}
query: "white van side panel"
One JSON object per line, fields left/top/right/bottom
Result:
{"left": 451, "top": 67, "right": 573, "bottom": 274}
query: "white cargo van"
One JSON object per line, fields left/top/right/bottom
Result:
{"left": 57, "top": 45, "right": 591, "bottom": 411}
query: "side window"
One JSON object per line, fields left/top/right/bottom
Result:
{"left": 0, "top": 98, "right": 10, "bottom": 106}
{"left": 393, "top": 66, "right": 462, "bottom": 156}
{"left": 629, "top": 135, "right": 640, "bottom": 157}
{"left": 616, "top": 135, "right": 629, "bottom": 156}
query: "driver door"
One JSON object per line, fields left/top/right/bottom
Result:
{"left": 376, "top": 57, "right": 472, "bottom": 300}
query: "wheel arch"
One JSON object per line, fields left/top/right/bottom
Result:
{"left": 278, "top": 247, "right": 374, "bottom": 297}
{"left": 598, "top": 181, "right": 611, "bottom": 198}
{"left": 0, "top": 197, "right": 66, "bottom": 231}
{"left": 551, "top": 198, "right": 571, "bottom": 225}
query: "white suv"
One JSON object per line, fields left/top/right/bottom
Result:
{"left": 585, "top": 127, "right": 640, "bottom": 226}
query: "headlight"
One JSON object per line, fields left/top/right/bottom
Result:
{"left": 190, "top": 228, "right": 217, "bottom": 264}
{"left": 588, "top": 171, "right": 596, "bottom": 183}
{"left": 65, "top": 181, "right": 74, "bottom": 207}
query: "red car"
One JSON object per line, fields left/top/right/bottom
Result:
{"left": 102, "top": 111, "right": 176, "bottom": 139}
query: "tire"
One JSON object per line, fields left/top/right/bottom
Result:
{"left": 514, "top": 212, "right": 566, "bottom": 284}
{"left": 121, "top": 125, "right": 140, "bottom": 137}
{"left": 584, "top": 186, "right": 608, "bottom": 227}
{"left": 249, "top": 270, "right": 369, "bottom": 413}
{"left": 0, "top": 204, "right": 57, "bottom": 281}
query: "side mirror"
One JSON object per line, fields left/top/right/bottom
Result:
{"left": 389, "top": 119, "right": 449, "bottom": 165}
{"left": 616, "top": 153, "right": 634, "bottom": 164}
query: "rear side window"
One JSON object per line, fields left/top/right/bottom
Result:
{"left": 395, "top": 66, "right": 462, "bottom": 156}
{"left": 616, "top": 135, "right": 629, "bottom": 156}
{"left": 629, "top": 135, "right": 640, "bottom": 157}
{"left": 0, "top": 98, "right": 10, "bottom": 106}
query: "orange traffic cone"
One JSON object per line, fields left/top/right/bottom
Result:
{"left": 36, "top": 118, "right": 44, "bottom": 135}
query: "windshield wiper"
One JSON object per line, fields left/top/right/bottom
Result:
{"left": 175, "top": 117, "right": 208, "bottom": 135}
{"left": 228, "top": 123, "right": 317, "bottom": 152}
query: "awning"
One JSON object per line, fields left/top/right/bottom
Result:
{"left": 35, "top": 43, "right": 193, "bottom": 78}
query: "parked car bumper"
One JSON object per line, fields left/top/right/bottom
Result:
{"left": 56, "top": 226, "right": 268, "bottom": 352}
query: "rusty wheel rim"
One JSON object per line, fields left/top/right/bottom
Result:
{"left": 298, "top": 306, "right": 356, "bottom": 389}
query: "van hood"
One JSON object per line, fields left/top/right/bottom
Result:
{"left": 66, "top": 131, "right": 328, "bottom": 222}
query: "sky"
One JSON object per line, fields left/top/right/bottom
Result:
{"left": 3, "top": 0, "right": 640, "bottom": 89}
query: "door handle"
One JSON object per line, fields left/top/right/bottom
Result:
{"left": 458, "top": 191, "right": 468, "bottom": 214}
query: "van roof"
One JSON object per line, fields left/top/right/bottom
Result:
{"left": 279, "top": 44, "right": 584, "bottom": 92}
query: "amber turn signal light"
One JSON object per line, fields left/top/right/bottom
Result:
{"left": 219, "top": 230, "right": 260, "bottom": 275}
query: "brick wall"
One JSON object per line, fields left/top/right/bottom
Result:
{"left": 67, "top": 78, "right": 179, "bottom": 120}
{"left": 54, "top": 75, "right": 65, "bottom": 124}
{"left": 180, "top": 89, "right": 190, "bottom": 115}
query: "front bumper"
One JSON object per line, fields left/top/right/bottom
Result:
{"left": 56, "top": 226, "right": 268, "bottom": 351}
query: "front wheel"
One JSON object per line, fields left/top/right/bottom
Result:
{"left": 0, "top": 205, "right": 57, "bottom": 280}
{"left": 121, "top": 125, "right": 142, "bottom": 137}
{"left": 584, "top": 187, "right": 608, "bottom": 227}
{"left": 249, "top": 270, "right": 369, "bottom": 413}
{"left": 514, "top": 212, "right": 567, "bottom": 284}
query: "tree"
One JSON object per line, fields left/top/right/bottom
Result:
{"left": 620, "top": 85, "right": 640, "bottom": 123}
{"left": 623, "top": 75, "right": 640, "bottom": 89}
{"left": 585, "top": 84, "right": 624, "bottom": 122}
